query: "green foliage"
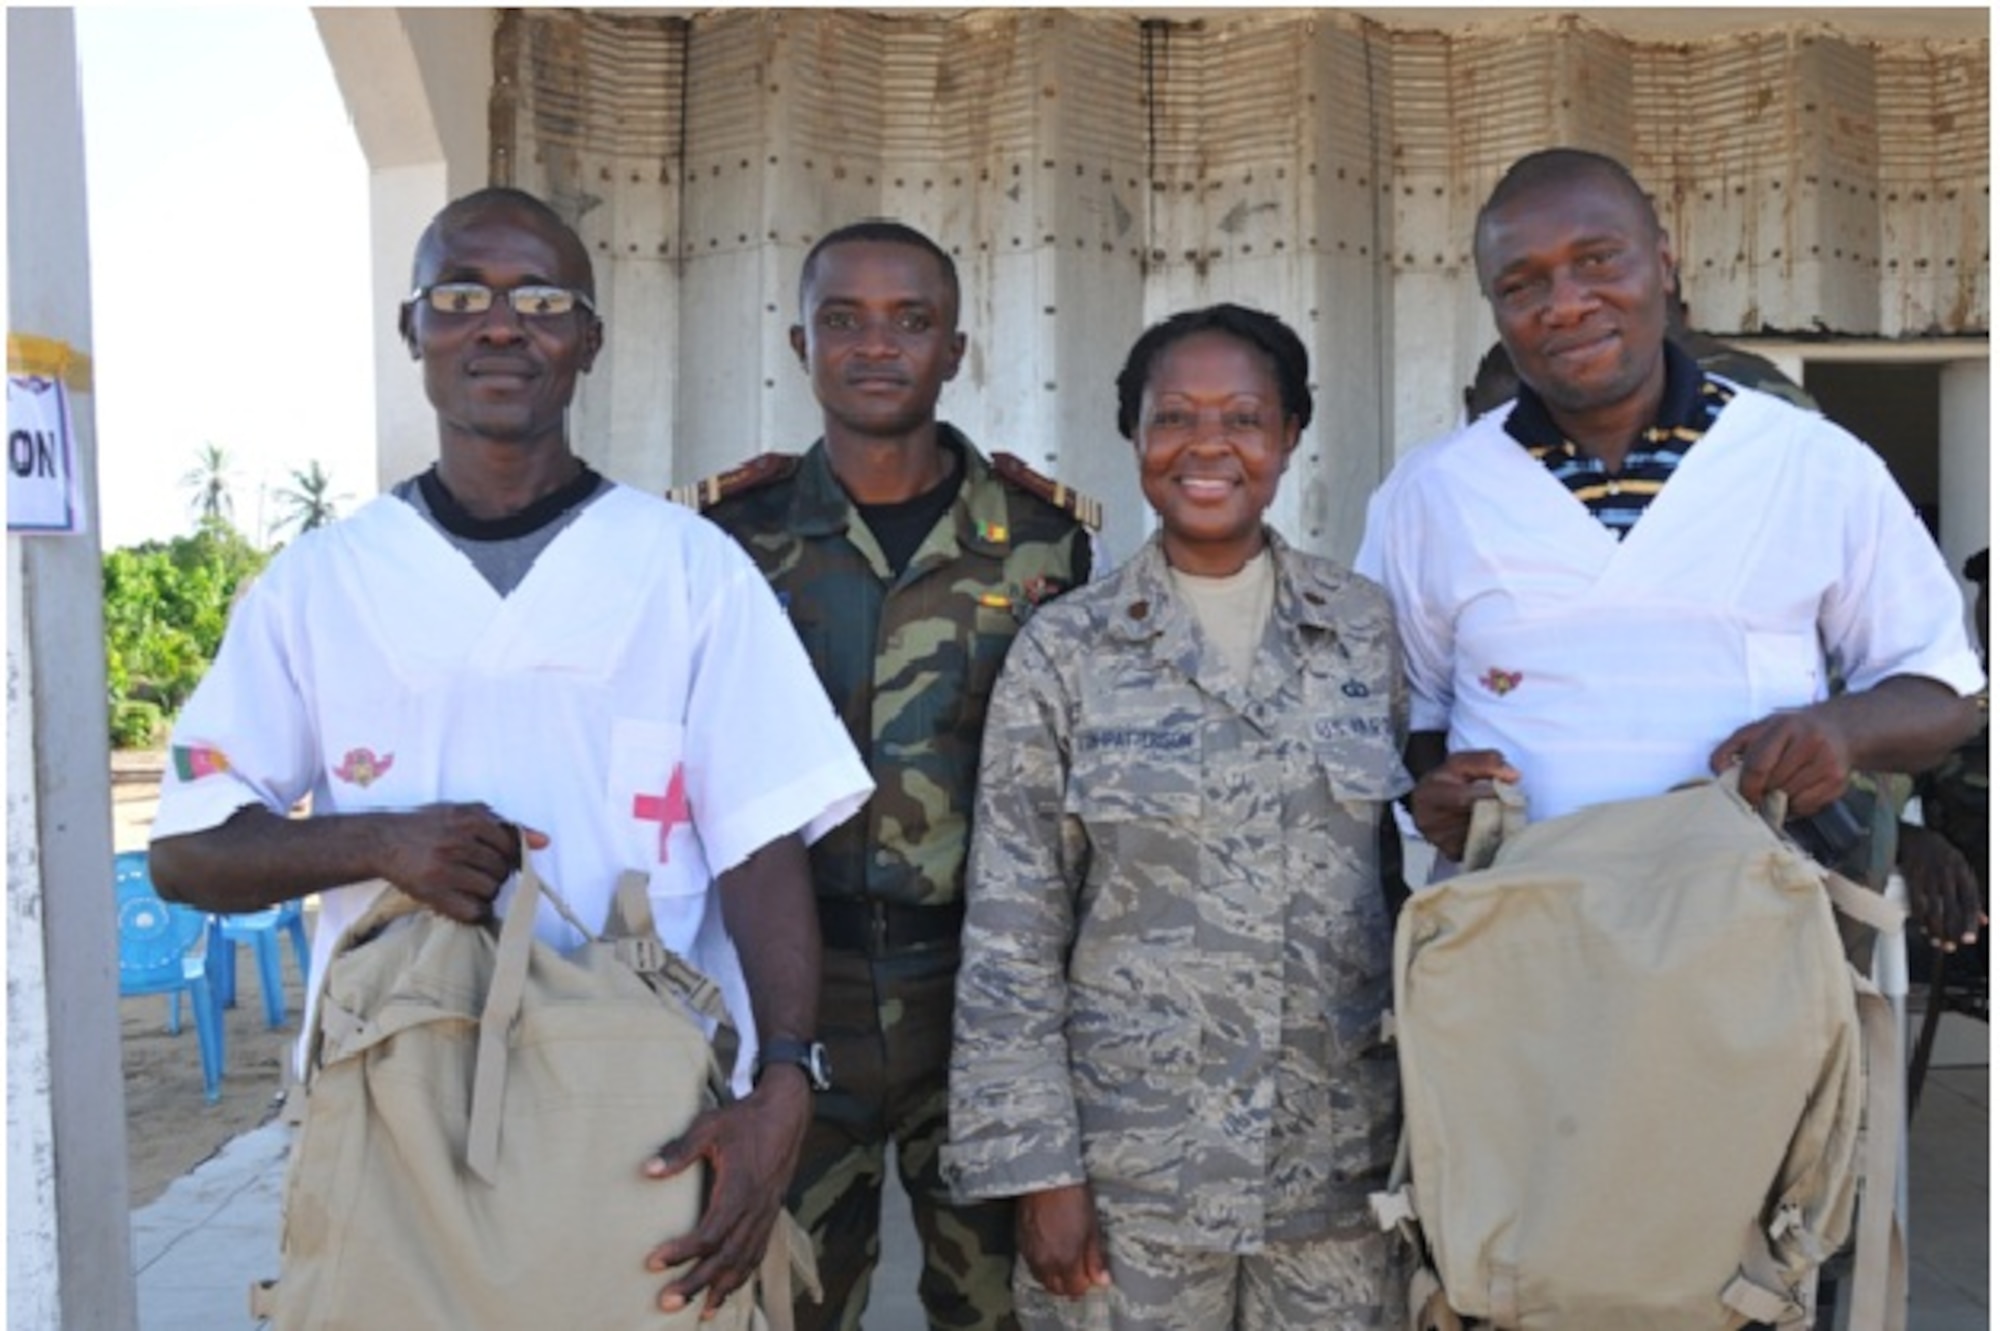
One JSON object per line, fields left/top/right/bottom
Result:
{"left": 102, "top": 516, "right": 271, "bottom": 740}
{"left": 109, "top": 699, "right": 164, "bottom": 749}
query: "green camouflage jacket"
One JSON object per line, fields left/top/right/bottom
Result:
{"left": 945, "top": 532, "right": 1411, "bottom": 1250}
{"left": 691, "top": 427, "right": 1097, "bottom": 909}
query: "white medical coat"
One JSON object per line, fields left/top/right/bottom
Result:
{"left": 153, "top": 484, "right": 873, "bottom": 1086}
{"left": 1357, "top": 388, "right": 1984, "bottom": 824}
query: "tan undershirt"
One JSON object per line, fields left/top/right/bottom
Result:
{"left": 1168, "top": 549, "right": 1275, "bottom": 687}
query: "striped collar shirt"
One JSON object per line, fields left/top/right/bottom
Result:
{"left": 1502, "top": 341, "right": 1735, "bottom": 539}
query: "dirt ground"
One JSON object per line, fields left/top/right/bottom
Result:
{"left": 114, "top": 750, "right": 312, "bottom": 1208}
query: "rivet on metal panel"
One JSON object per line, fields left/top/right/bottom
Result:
{"left": 766, "top": 303, "right": 777, "bottom": 313}
{"left": 1044, "top": 235, "right": 1056, "bottom": 244}
{"left": 769, "top": 156, "right": 779, "bottom": 165}
{"left": 739, "top": 234, "right": 748, "bottom": 244}
{"left": 629, "top": 243, "right": 638, "bottom": 254}
{"left": 658, "top": 242, "right": 669, "bottom": 255}
{"left": 867, "top": 175, "right": 876, "bottom": 186}
{"left": 768, "top": 230, "right": 780, "bottom": 242}
{"left": 1013, "top": 237, "right": 1022, "bottom": 247}
{"left": 712, "top": 164, "right": 722, "bottom": 176}
{"left": 953, "top": 177, "right": 963, "bottom": 187}
{"left": 1275, "top": 240, "right": 1284, "bottom": 251}
{"left": 602, "top": 167, "right": 612, "bottom": 181}
{"left": 1012, "top": 164, "right": 1022, "bottom": 176}
{"left": 805, "top": 159, "right": 814, "bottom": 170}
{"left": 895, "top": 177, "right": 905, "bottom": 187}
{"left": 1043, "top": 382, "right": 1057, "bottom": 391}
{"left": 924, "top": 179, "right": 934, "bottom": 190}
{"left": 765, "top": 379, "right": 775, "bottom": 388}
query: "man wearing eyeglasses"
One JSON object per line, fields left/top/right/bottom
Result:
{"left": 149, "top": 186, "right": 873, "bottom": 1319}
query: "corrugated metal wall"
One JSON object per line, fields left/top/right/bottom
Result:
{"left": 490, "top": 8, "right": 1987, "bottom": 563}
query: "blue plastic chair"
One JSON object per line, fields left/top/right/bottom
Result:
{"left": 114, "top": 851, "right": 225, "bottom": 1102}
{"left": 208, "top": 900, "right": 311, "bottom": 1029}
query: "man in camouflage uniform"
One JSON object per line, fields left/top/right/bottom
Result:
{"left": 680, "top": 220, "right": 1098, "bottom": 1331}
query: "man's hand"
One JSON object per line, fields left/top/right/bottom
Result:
{"left": 376, "top": 803, "right": 547, "bottom": 923}
{"left": 1899, "top": 822, "right": 1987, "bottom": 953}
{"left": 1409, "top": 749, "right": 1521, "bottom": 864}
{"left": 1712, "top": 677, "right": 1980, "bottom": 816}
{"left": 643, "top": 1067, "right": 812, "bottom": 1316}
{"left": 1709, "top": 710, "right": 1854, "bottom": 817}
{"left": 1017, "top": 1182, "right": 1110, "bottom": 1298}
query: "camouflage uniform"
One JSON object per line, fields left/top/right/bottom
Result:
{"left": 946, "top": 532, "right": 1410, "bottom": 1329}
{"left": 687, "top": 427, "right": 1098, "bottom": 1331}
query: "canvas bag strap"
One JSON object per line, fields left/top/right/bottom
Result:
{"left": 1459, "top": 780, "right": 1528, "bottom": 871}
{"left": 1842, "top": 970, "right": 1910, "bottom": 1331}
{"left": 466, "top": 837, "right": 552, "bottom": 1184}
{"left": 606, "top": 871, "right": 731, "bottom": 1027}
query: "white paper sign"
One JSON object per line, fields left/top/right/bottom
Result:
{"left": 8, "top": 373, "right": 82, "bottom": 534}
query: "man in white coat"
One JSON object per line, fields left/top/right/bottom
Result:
{"left": 1358, "top": 147, "right": 1982, "bottom": 865}
{"left": 149, "top": 186, "right": 873, "bottom": 1316}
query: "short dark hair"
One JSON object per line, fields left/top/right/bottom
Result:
{"left": 799, "top": 220, "right": 959, "bottom": 320}
{"left": 1965, "top": 547, "right": 1988, "bottom": 586}
{"left": 1474, "top": 148, "right": 1661, "bottom": 279}
{"left": 411, "top": 186, "right": 596, "bottom": 299}
{"left": 1464, "top": 341, "right": 1520, "bottom": 418}
{"left": 1114, "top": 303, "right": 1313, "bottom": 440}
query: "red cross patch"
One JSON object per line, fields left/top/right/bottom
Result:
{"left": 632, "top": 763, "right": 692, "bottom": 864}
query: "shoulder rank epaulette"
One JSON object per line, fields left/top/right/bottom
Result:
{"left": 991, "top": 452, "right": 1103, "bottom": 532}
{"left": 667, "top": 453, "right": 800, "bottom": 511}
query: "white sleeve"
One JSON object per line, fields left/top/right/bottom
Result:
{"left": 150, "top": 555, "right": 322, "bottom": 840}
{"left": 678, "top": 543, "right": 873, "bottom": 872}
{"left": 1367, "top": 475, "right": 1457, "bottom": 735}
{"left": 1819, "top": 432, "right": 1985, "bottom": 697}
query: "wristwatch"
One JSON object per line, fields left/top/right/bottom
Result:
{"left": 755, "top": 1038, "right": 833, "bottom": 1092}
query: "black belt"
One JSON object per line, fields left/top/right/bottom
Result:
{"left": 818, "top": 898, "right": 965, "bottom": 955}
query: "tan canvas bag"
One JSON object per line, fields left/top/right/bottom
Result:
{"left": 252, "top": 850, "right": 816, "bottom": 1330}
{"left": 1371, "top": 774, "right": 1905, "bottom": 1331}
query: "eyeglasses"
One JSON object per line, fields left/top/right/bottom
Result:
{"left": 408, "top": 282, "right": 597, "bottom": 320}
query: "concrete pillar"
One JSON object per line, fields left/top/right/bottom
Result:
{"left": 314, "top": 6, "right": 491, "bottom": 490}
{"left": 1937, "top": 359, "right": 1990, "bottom": 630}
{"left": 6, "top": 9, "right": 138, "bottom": 1330}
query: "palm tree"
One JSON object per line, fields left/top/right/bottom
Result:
{"left": 269, "top": 460, "right": 345, "bottom": 540}
{"left": 181, "top": 442, "right": 234, "bottom": 526}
